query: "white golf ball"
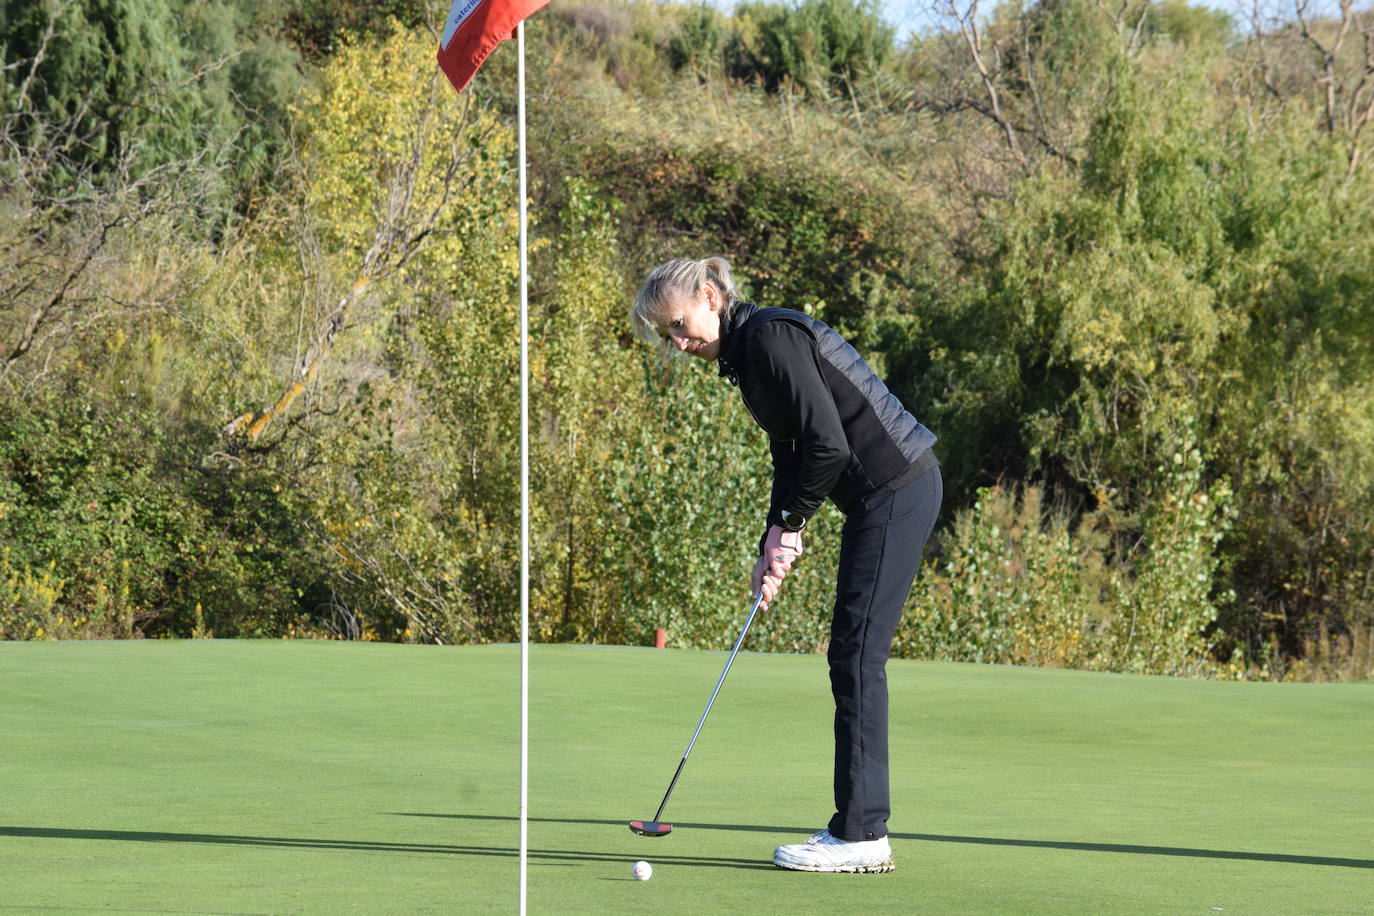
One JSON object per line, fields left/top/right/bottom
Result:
{"left": 631, "top": 860, "right": 653, "bottom": 881}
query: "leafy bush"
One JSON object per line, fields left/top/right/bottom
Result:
{"left": 1102, "top": 442, "right": 1236, "bottom": 675}
{"left": 895, "top": 483, "right": 1104, "bottom": 668}
{"left": 0, "top": 548, "right": 63, "bottom": 640}
{"left": 1144, "top": 0, "right": 1237, "bottom": 48}
{"left": 1, "top": 0, "right": 301, "bottom": 205}
{"left": 283, "top": 0, "right": 429, "bottom": 59}
{"left": 729, "top": 0, "right": 895, "bottom": 96}
{"left": 0, "top": 392, "right": 324, "bottom": 638}
{"left": 665, "top": 3, "right": 731, "bottom": 76}
{"left": 897, "top": 435, "right": 1235, "bottom": 676}
{"left": 576, "top": 135, "right": 940, "bottom": 341}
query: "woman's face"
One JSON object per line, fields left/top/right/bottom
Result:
{"left": 649, "top": 282, "right": 723, "bottom": 361}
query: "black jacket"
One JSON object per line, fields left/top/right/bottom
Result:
{"left": 716, "top": 302, "right": 937, "bottom": 531}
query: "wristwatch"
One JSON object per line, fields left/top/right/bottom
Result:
{"left": 779, "top": 509, "right": 808, "bottom": 532}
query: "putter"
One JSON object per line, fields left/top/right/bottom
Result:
{"left": 629, "top": 590, "right": 767, "bottom": 837}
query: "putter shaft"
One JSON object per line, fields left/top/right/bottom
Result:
{"left": 647, "top": 591, "right": 766, "bottom": 826}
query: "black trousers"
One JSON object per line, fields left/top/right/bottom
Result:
{"left": 826, "top": 462, "right": 942, "bottom": 842}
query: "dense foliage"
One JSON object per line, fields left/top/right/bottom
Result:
{"left": 3, "top": 0, "right": 1372, "bottom": 680}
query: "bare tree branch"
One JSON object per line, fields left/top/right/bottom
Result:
{"left": 1342, "top": 3, "right": 1374, "bottom": 179}
{"left": 1, "top": 214, "right": 123, "bottom": 377}
{"left": 1292, "top": 0, "right": 1374, "bottom": 178}
{"left": 1296, "top": 0, "right": 1353, "bottom": 132}
{"left": 943, "top": 0, "right": 1029, "bottom": 168}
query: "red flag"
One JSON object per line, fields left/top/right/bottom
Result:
{"left": 436, "top": 0, "right": 551, "bottom": 94}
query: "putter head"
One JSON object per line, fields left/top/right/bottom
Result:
{"left": 628, "top": 820, "right": 672, "bottom": 837}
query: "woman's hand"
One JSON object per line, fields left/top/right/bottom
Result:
{"left": 751, "top": 554, "right": 783, "bottom": 609}
{"left": 753, "top": 526, "right": 804, "bottom": 609}
{"left": 764, "top": 525, "right": 804, "bottom": 573}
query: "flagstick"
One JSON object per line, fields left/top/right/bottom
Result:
{"left": 517, "top": 19, "right": 530, "bottom": 916}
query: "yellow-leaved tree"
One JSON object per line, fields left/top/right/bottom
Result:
{"left": 218, "top": 24, "right": 526, "bottom": 642}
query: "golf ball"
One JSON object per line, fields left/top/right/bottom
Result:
{"left": 631, "top": 860, "right": 652, "bottom": 881}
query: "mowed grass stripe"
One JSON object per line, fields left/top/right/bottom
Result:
{"left": 1, "top": 641, "right": 1370, "bottom": 914}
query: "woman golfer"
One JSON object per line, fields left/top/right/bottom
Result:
{"left": 632, "top": 256, "right": 942, "bottom": 873}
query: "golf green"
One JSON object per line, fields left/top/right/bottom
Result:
{"left": 1, "top": 640, "right": 1370, "bottom": 913}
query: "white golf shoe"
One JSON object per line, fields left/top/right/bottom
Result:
{"left": 772, "top": 828, "right": 895, "bottom": 873}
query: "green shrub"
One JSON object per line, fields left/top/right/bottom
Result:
{"left": 283, "top": 0, "right": 428, "bottom": 59}
{"left": 0, "top": 548, "right": 64, "bottom": 640}
{"left": 896, "top": 435, "right": 1234, "bottom": 676}
{"left": 0, "top": 392, "right": 325, "bottom": 638}
{"left": 729, "top": 0, "right": 894, "bottom": 96}
{"left": 895, "top": 483, "right": 1105, "bottom": 668}
{"left": 1103, "top": 442, "right": 1236, "bottom": 675}
{"left": 665, "top": 3, "right": 730, "bottom": 76}
{"left": 1, "top": 0, "right": 301, "bottom": 205}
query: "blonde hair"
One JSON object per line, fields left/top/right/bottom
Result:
{"left": 630, "top": 256, "right": 741, "bottom": 345}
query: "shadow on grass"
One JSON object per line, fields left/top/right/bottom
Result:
{"left": 0, "top": 826, "right": 770, "bottom": 871}
{"left": 390, "top": 813, "right": 1374, "bottom": 870}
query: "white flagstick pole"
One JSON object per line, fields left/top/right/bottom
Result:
{"left": 517, "top": 19, "right": 530, "bottom": 916}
